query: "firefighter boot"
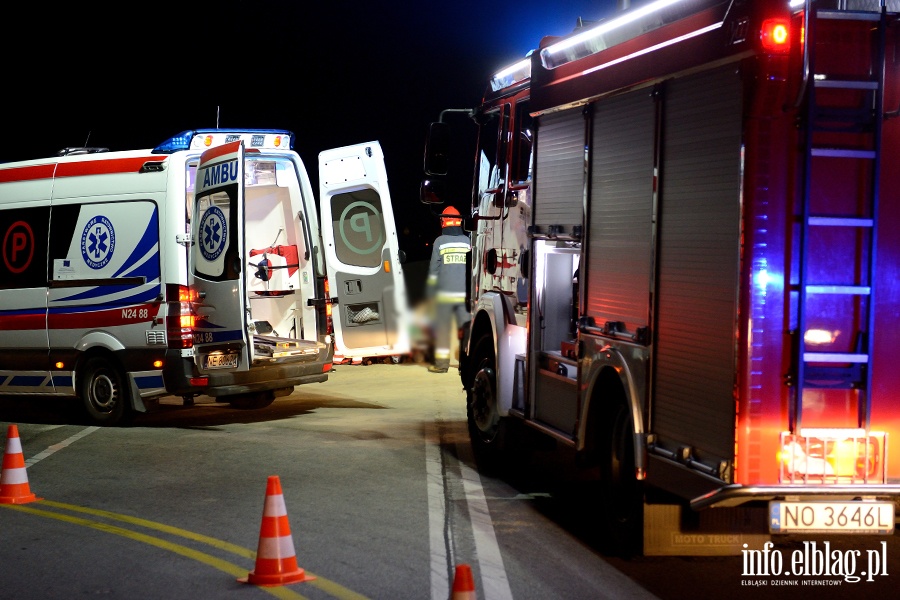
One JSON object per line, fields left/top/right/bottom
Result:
{"left": 428, "top": 363, "right": 449, "bottom": 374}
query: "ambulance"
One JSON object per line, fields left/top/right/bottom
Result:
{"left": 0, "top": 129, "right": 409, "bottom": 425}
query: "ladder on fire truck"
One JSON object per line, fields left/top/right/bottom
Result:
{"left": 793, "top": 1, "right": 890, "bottom": 432}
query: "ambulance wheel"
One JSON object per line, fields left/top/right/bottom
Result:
{"left": 467, "top": 334, "right": 504, "bottom": 468}
{"left": 227, "top": 391, "right": 275, "bottom": 409}
{"left": 80, "top": 357, "right": 130, "bottom": 426}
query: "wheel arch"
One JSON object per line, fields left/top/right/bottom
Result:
{"left": 464, "top": 292, "right": 523, "bottom": 416}
{"left": 74, "top": 343, "right": 144, "bottom": 414}
{"left": 580, "top": 350, "right": 647, "bottom": 478}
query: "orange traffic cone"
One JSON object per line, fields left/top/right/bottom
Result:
{"left": 0, "top": 424, "right": 41, "bottom": 504}
{"left": 239, "top": 475, "right": 314, "bottom": 586}
{"left": 450, "top": 564, "right": 476, "bottom": 600}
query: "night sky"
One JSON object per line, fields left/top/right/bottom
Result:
{"left": 2, "top": 1, "right": 618, "bottom": 261}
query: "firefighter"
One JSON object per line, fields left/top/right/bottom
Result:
{"left": 426, "top": 206, "right": 471, "bottom": 373}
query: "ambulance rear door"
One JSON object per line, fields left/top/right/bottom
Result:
{"left": 190, "top": 141, "right": 251, "bottom": 373}
{"left": 319, "top": 141, "right": 410, "bottom": 359}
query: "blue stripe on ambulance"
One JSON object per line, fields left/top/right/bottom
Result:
{"left": 51, "top": 284, "right": 162, "bottom": 306}
{"left": 111, "top": 209, "right": 161, "bottom": 278}
{"left": 51, "top": 375, "right": 74, "bottom": 387}
{"left": 134, "top": 375, "right": 164, "bottom": 388}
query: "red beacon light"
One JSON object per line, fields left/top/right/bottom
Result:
{"left": 760, "top": 18, "right": 790, "bottom": 53}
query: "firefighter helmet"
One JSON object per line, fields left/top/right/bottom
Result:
{"left": 440, "top": 205, "right": 462, "bottom": 228}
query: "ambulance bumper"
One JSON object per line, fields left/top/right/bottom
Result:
{"left": 202, "top": 358, "right": 329, "bottom": 397}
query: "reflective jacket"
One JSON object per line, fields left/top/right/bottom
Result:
{"left": 426, "top": 225, "right": 470, "bottom": 303}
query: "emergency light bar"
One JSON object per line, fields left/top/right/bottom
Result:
{"left": 153, "top": 129, "right": 295, "bottom": 154}
{"left": 542, "top": 0, "right": 693, "bottom": 68}
{"left": 540, "top": 0, "right": 735, "bottom": 69}
{"left": 490, "top": 57, "right": 532, "bottom": 92}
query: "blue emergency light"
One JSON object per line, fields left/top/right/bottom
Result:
{"left": 153, "top": 129, "right": 295, "bottom": 154}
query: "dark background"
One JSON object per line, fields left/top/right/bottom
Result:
{"left": 2, "top": 1, "right": 617, "bottom": 262}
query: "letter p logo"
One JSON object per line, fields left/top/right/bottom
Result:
{"left": 350, "top": 212, "right": 372, "bottom": 242}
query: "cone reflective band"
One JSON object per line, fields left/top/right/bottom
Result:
{"left": 239, "top": 475, "right": 313, "bottom": 586}
{"left": 0, "top": 424, "right": 40, "bottom": 504}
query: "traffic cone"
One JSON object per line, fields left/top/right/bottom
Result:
{"left": 0, "top": 424, "right": 41, "bottom": 504}
{"left": 450, "top": 564, "right": 476, "bottom": 600}
{"left": 239, "top": 475, "right": 314, "bottom": 586}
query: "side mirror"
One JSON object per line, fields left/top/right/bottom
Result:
{"left": 420, "top": 178, "right": 445, "bottom": 205}
{"left": 423, "top": 122, "right": 450, "bottom": 176}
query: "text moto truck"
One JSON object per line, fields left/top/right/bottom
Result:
{"left": 0, "top": 129, "right": 409, "bottom": 425}
{"left": 423, "top": 0, "right": 900, "bottom": 555}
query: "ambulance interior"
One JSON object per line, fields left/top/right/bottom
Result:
{"left": 242, "top": 159, "right": 315, "bottom": 354}
{"left": 186, "top": 157, "right": 318, "bottom": 360}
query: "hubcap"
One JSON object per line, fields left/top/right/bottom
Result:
{"left": 90, "top": 373, "right": 117, "bottom": 411}
{"left": 472, "top": 367, "right": 497, "bottom": 434}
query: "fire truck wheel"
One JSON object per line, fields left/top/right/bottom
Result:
{"left": 80, "top": 357, "right": 130, "bottom": 426}
{"left": 467, "top": 334, "right": 504, "bottom": 466}
{"left": 599, "top": 402, "right": 643, "bottom": 556}
{"left": 227, "top": 391, "right": 276, "bottom": 409}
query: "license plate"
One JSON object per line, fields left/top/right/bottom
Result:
{"left": 770, "top": 501, "right": 895, "bottom": 534}
{"left": 204, "top": 353, "right": 238, "bottom": 369}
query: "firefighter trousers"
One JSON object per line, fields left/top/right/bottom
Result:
{"left": 433, "top": 301, "right": 469, "bottom": 370}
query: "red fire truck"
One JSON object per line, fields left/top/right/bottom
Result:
{"left": 423, "top": 0, "right": 900, "bottom": 555}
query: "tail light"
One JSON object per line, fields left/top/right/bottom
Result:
{"left": 166, "top": 284, "right": 199, "bottom": 349}
{"left": 760, "top": 18, "right": 790, "bottom": 54}
{"left": 324, "top": 277, "right": 334, "bottom": 335}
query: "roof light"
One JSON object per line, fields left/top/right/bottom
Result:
{"left": 760, "top": 18, "right": 790, "bottom": 53}
{"left": 490, "top": 57, "right": 532, "bottom": 92}
{"left": 152, "top": 129, "right": 295, "bottom": 154}
{"left": 541, "top": 0, "right": 688, "bottom": 69}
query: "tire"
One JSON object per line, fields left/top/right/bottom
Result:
{"left": 80, "top": 357, "right": 130, "bottom": 426}
{"left": 227, "top": 391, "right": 276, "bottom": 409}
{"left": 466, "top": 334, "right": 505, "bottom": 468}
{"left": 599, "top": 402, "right": 643, "bottom": 556}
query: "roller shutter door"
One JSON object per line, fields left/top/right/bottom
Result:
{"left": 587, "top": 89, "right": 655, "bottom": 333}
{"left": 534, "top": 108, "right": 586, "bottom": 232}
{"left": 652, "top": 65, "right": 743, "bottom": 465}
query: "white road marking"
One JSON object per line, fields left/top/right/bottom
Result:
{"left": 458, "top": 459, "right": 514, "bottom": 600}
{"left": 427, "top": 419, "right": 513, "bottom": 600}
{"left": 426, "top": 422, "right": 451, "bottom": 600}
{"left": 25, "top": 426, "right": 99, "bottom": 467}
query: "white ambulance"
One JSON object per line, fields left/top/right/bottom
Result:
{"left": 0, "top": 129, "right": 409, "bottom": 425}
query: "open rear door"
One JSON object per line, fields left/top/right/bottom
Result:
{"left": 319, "top": 141, "right": 410, "bottom": 359}
{"left": 190, "top": 141, "right": 251, "bottom": 373}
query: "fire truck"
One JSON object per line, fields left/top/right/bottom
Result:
{"left": 423, "top": 0, "right": 900, "bottom": 555}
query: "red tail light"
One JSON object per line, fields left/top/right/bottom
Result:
{"left": 324, "top": 277, "right": 334, "bottom": 334}
{"left": 760, "top": 18, "right": 790, "bottom": 54}
{"left": 166, "top": 284, "right": 198, "bottom": 349}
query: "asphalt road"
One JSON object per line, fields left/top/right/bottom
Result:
{"left": 1, "top": 362, "right": 898, "bottom": 599}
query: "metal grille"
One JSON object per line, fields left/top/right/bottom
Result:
{"left": 146, "top": 330, "right": 166, "bottom": 345}
{"left": 779, "top": 429, "right": 886, "bottom": 484}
